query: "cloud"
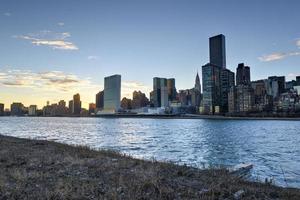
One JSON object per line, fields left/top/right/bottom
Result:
{"left": 57, "top": 22, "right": 64, "bottom": 26}
{"left": 4, "top": 12, "right": 11, "bottom": 17}
{"left": 121, "top": 81, "right": 151, "bottom": 98}
{"left": 258, "top": 51, "right": 300, "bottom": 62}
{"left": 16, "top": 31, "right": 78, "bottom": 50}
{"left": 87, "top": 56, "right": 99, "bottom": 60}
{"left": 287, "top": 73, "right": 300, "bottom": 79}
{"left": 0, "top": 70, "right": 98, "bottom": 92}
{"left": 296, "top": 39, "right": 300, "bottom": 48}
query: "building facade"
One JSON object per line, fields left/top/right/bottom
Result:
{"left": 103, "top": 74, "right": 121, "bottom": 112}
{"left": 201, "top": 63, "right": 221, "bottom": 114}
{"left": 73, "top": 93, "right": 81, "bottom": 115}
{"left": 220, "top": 68, "right": 235, "bottom": 113}
{"left": 96, "top": 90, "right": 104, "bottom": 110}
{"left": 132, "top": 91, "right": 149, "bottom": 109}
{"left": 209, "top": 34, "right": 226, "bottom": 69}
{"left": 167, "top": 78, "right": 177, "bottom": 101}
{"left": 152, "top": 77, "right": 169, "bottom": 107}
{"left": 0, "top": 103, "right": 4, "bottom": 116}
{"left": 236, "top": 63, "right": 250, "bottom": 85}
{"left": 28, "top": 105, "right": 37, "bottom": 116}
{"left": 10, "top": 103, "right": 24, "bottom": 116}
{"left": 267, "top": 76, "right": 286, "bottom": 99}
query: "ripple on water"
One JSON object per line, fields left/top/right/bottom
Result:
{"left": 0, "top": 117, "right": 299, "bottom": 188}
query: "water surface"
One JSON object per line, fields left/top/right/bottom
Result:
{"left": 0, "top": 117, "right": 299, "bottom": 188}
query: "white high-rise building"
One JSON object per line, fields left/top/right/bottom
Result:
{"left": 103, "top": 74, "right": 121, "bottom": 113}
{"left": 28, "top": 105, "right": 37, "bottom": 116}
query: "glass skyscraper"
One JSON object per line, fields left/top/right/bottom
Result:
{"left": 202, "top": 63, "right": 221, "bottom": 114}
{"left": 103, "top": 74, "right": 121, "bottom": 112}
{"left": 209, "top": 34, "right": 226, "bottom": 69}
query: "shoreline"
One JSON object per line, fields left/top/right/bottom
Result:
{"left": 2, "top": 114, "right": 300, "bottom": 120}
{"left": 0, "top": 135, "right": 300, "bottom": 199}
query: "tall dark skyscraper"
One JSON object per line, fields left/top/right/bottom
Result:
{"left": 209, "top": 34, "right": 226, "bottom": 68}
{"left": 236, "top": 63, "right": 251, "bottom": 85}
{"left": 220, "top": 68, "right": 235, "bottom": 113}
{"left": 296, "top": 76, "right": 300, "bottom": 86}
{"left": 96, "top": 90, "right": 104, "bottom": 109}
{"left": 152, "top": 77, "right": 168, "bottom": 107}
{"left": 73, "top": 93, "right": 81, "bottom": 115}
{"left": 202, "top": 34, "right": 233, "bottom": 114}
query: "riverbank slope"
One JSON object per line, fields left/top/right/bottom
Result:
{"left": 0, "top": 135, "right": 299, "bottom": 199}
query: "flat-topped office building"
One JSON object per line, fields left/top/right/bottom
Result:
{"left": 209, "top": 34, "right": 226, "bottom": 69}
{"left": 103, "top": 74, "right": 121, "bottom": 113}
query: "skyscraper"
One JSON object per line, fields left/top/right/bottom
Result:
{"left": 167, "top": 78, "right": 177, "bottom": 101}
{"left": 202, "top": 34, "right": 230, "bottom": 114}
{"left": 68, "top": 100, "right": 73, "bottom": 114}
{"left": 296, "top": 76, "right": 300, "bottom": 86}
{"left": 96, "top": 90, "right": 104, "bottom": 109}
{"left": 0, "top": 103, "right": 4, "bottom": 116}
{"left": 152, "top": 77, "right": 169, "bottom": 107}
{"left": 229, "top": 63, "right": 254, "bottom": 113}
{"left": 103, "top": 74, "right": 121, "bottom": 112}
{"left": 209, "top": 34, "right": 226, "bottom": 68}
{"left": 220, "top": 68, "right": 235, "bottom": 113}
{"left": 236, "top": 63, "right": 251, "bottom": 85}
{"left": 201, "top": 63, "right": 221, "bottom": 114}
{"left": 73, "top": 93, "right": 81, "bottom": 115}
{"left": 194, "top": 72, "right": 201, "bottom": 92}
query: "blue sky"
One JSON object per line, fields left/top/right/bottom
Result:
{"left": 1, "top": 0, "right": 300, "bottom": 108}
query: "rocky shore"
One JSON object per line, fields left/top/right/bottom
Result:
{"left": 0, "top": 135, "right": 299, "bottom": 199}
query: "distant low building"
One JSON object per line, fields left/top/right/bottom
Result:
{"left": 251, "top": 80, "right": 272, "bottom": 112}
{"left": 10, "top": 103, "right": 24, "bottom": 116}
{"left": 277, "top": 90, "right": 300, "bottom": 112}
{"left": 96, "top": 90, "right": 104, "bottom": 110}
{"left": 89, "top": 103, "right": 96, "bottom": 114}
{"left": 0, "top": 103, "right": 4, "bottom": 116}
{"left": 28, "top": 105, "right": 37, "bottom": 116}
{"left": 132, "top": 91, "right": 149, "bottom": 109}
{"left": 121, "top": 97, "right": 132, "bottom": 110}
{"left": 267, "top": 76, "right": 286, "bottom": 99}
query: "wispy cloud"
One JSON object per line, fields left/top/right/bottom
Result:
{"left": 16, "top": 31, "right": 78, "bottom": 50}
{"left": 296, "top": 39, "right": 300, "bottom": 48}
{"left": 57, "top": 22, "right": 64, "bottom": 26}
{"left": 3, "top": 12, "right": 11, "bottom": 17}
{"left": 287, "top": 73, "right": 300, "bottom": 79}
{"left": 259, "top": 51, "right": 300, "bottom": 62}
{"left": 0, "top": 70, "right": 98, "bottom": 92}
{"left": 259, "top": 38, "right": 300, "bottom": 62}
{"left": 87, "top": 56, "right": 99, "bottom": 60}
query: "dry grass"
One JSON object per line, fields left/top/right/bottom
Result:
{"left": 0, "top": 135, "right": 299, "bottom": 199}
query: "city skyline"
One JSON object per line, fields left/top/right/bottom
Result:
{"left": 1, "top": 0, "right": 300, "bottom": 109}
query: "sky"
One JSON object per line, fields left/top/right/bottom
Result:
{"left": 1, "top": 0, "right": 300, "bottom": 109}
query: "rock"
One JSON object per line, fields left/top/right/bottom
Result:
{"left": 234, "top": 190, "right": 244, "bottom": 199}
{"left": 198, "top": 188, "right": 209, "bottom": 195}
